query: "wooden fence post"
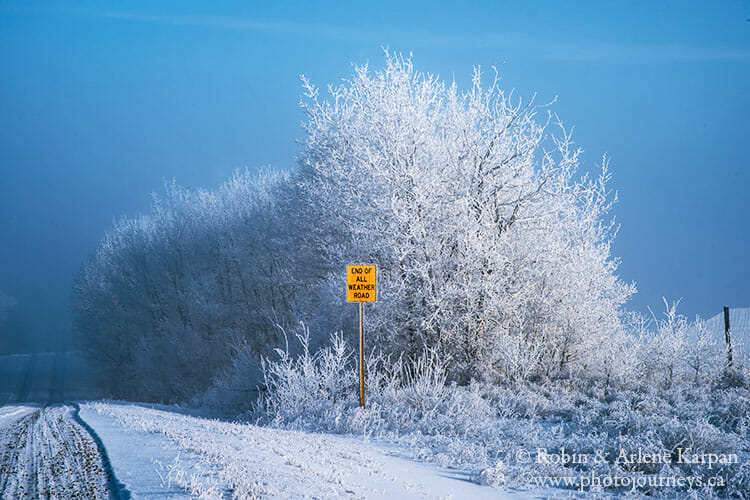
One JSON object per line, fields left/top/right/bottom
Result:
{"left": 724, "top": 306, "right": 733, "bottom": 370}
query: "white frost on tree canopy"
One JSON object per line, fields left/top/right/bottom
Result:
{"left": 297, "top": 51, "right": 635, "bottom": 383}
{"left": 74, "top": 52, "right": 637, "bottom": 400}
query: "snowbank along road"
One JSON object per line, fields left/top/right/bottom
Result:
{"left": 81, "top": 402, "right": 522, "bottom": 500}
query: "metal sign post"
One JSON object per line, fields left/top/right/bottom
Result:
{"left": 347, "top": 265, "right": 376, "bottom": 408}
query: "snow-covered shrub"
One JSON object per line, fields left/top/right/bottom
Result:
{"left": 254, "top": 324, "right": 493, "bottom": 436}
{"left": 625, "top": 300, "right": 729, "bottom": 391}
{"left": 478, "top": 460, "right": 507, "bottom": 488}
{"left": 257, "top": 330, "right": 749, "bottom": 498}
{"left": 258, "top": 325, "right": 355, "bottom": 426}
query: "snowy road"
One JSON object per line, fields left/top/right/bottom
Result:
{"left": 0, "top": 352, "right": 544, "bottom": 500}
{"left": 0, "top": 401, "right": 550, "bottom": 499}
{"left": 0, "top": 405, "right": 110, "bottom": 499}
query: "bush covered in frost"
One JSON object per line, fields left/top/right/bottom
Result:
{"left": 253, "top": 319, "right": 749, "bottom": 498}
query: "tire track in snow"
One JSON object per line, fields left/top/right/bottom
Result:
{"left": 0, "top": 409, "right": 39, "bottom": 496}
{"left": 0, "top": 405, "right": 126, "bottom": 499}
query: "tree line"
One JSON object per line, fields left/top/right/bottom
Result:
{"left": 74, "top": 53, "right": 635, "bottom": 403}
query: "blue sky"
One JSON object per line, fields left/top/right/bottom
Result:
{"left": 0, "top": 1, "right": 748, "bottom": 349}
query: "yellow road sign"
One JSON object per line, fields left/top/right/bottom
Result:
{"left": 347, "top": 265, "right": 376, "bottom": 302}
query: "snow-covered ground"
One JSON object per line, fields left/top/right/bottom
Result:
{"left": 79, "top": 404, "right": 220, "bottom": 499}
{"left": 81, "top": 402, "right": 549, "bottom": 500}
{"left": 4, "top": 325, "right": 745, "bottom": 500}
{"left": 0, "top": 352, "right": 565, "bottom": 500}
{"left": 0, "top": 400, "right": 558, "bottom": 499}
{"left": 2, "top": 392, "right": 745, "bottom": 498}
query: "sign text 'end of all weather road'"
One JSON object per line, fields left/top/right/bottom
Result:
{"left": 347, "top": 265, "right": 376, "bottom": 302}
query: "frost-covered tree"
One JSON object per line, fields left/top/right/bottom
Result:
{"left": 76, "top": 52, "right": 638, "bottom": 402}
{"left": 297, "top": 52, "right": 635, "bottom": 382}
{"left": 73, "top": 170, "right": 306, "bottom": 401}
{"left": 625, "top": 300, "right": 727, "bottom": 389}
